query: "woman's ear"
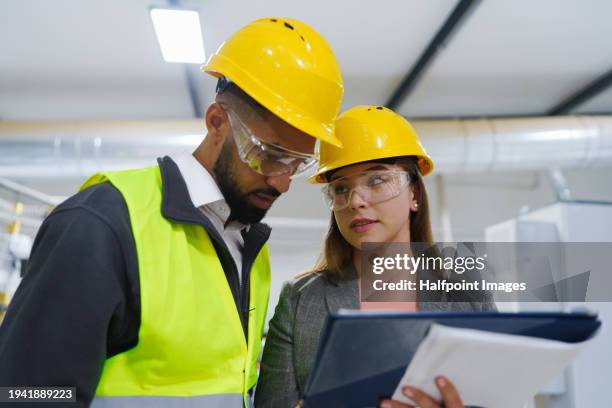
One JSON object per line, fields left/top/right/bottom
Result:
{"left": 409, "top": 183, "right": 420, "bottom": 212}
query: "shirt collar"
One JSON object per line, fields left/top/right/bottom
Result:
{"left": 170, "top": 152, "right": 248, "bottom": 231}
{"left": 170, "top": 151, "right": 224, "bottom": 208}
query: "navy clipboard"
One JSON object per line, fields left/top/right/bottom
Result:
{"left": 302, "top": 311, "right": 601, "bottom": 408}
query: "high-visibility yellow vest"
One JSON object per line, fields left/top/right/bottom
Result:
{"left": 80, "top": 165, "right": 270, "bottom": 408}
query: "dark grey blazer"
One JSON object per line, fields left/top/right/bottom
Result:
{"left": 254, "top": 269, "right": 495, "bottom": 408}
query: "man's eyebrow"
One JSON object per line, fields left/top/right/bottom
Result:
{"left": 258, "top": 132, "right": 290, "bottom": 149}
{"left": 255, "top": 135, "right": 284, "bottom": 149}
{"left": 267, "top": 136, "right": 314, "bottom": 155}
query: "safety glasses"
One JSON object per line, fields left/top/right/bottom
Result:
{"left": 322, "top": 170, "right": 411, "bottom": 210}
{"left": 225, "top": 108, "right": 317, "bottom": 178}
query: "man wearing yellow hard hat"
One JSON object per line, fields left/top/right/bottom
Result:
{"left": 0, "top": 18, "right": 343, "bottom": 407}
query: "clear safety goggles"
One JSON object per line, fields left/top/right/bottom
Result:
{"left": 225, "top": 108, "right": 318, "bottom": 178}
{"left": 322, "top": 170, "right": 411, "bottom": 210}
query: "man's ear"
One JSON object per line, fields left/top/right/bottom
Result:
{"left": 193, "top": 103, "right": 231, "bottom": 173}
{"left": 205, "top": 102, "right": 230, "bottom": 144}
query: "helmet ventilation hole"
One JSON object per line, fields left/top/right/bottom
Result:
{"left": 267, "top": 20, "right": 307, "bottom": 44}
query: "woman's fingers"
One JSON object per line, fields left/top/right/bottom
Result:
{"left": 400, "top": 386, "right": 440, "bottom": 408}
{"left": 379, "top": 376, "right": 464, "bottom": 408}
{"left": 436, "top": 376, "right": 464, "bottom": 408}
{"left": 379, "top": 398, "right": 415, "bottom": 408}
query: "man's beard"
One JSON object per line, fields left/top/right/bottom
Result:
{"left": 213, "top": 141, "right": 280, "bottom": 225}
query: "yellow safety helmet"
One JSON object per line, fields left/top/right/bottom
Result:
{"left": 309, "top": 105, "right": 434, "bottom": 183}
{"left": 202, "top": 17, "right": 344, "bottom": 147}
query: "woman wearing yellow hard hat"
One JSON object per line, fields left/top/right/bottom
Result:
{"left": 255, "top": 106, "right": 494, "bottom": 407}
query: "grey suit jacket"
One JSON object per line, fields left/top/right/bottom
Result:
{"left": 254, "top": 269, "right": 495, "bottom": 408}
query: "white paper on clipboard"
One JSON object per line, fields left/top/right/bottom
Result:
{"left": 392, "top": 323, "right": 593, "bottom": 408}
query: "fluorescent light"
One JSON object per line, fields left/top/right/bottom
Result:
{"left": 150, "top": 9, "right": 206, "bottom": 64}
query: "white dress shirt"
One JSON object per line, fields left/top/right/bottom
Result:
{"left": 170, "top": 152, "right": 247, "bottom": 282}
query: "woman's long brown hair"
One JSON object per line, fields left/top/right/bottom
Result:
{"left": 312, "top": 156, "right": 433, "bottom": 281}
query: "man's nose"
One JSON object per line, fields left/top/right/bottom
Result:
{"left": 265, "top": 173, "right": 291, "bottom": 194}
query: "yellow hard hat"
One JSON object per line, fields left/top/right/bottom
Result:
{"left": 202, "top": 17, "right": 344, "bottom": 147}
{"left": 309, "top": 105, "right": 434, "bottom": 183}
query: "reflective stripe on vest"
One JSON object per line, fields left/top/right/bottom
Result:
{"left": 91, "top": 393, "right": 243, "bottom": 408}
{"left": 81, "top": 166, "right": 270, "bottom": 406}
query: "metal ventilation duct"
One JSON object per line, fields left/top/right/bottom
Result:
{"left": 0, "top": 116, "right": 611, "bottom": 178}
{"left": 413, "top": 116, "right": 612, "bottom": 173}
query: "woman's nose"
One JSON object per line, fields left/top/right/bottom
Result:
{"left": 349, "top": 187, "right": 369, "bottom": 209}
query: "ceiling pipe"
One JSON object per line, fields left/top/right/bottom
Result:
{"left": 547, "top": 168, "right": 573, "bottom": 202}
{"left": 0, "top": 120, "right": 204, "bottom": 178}
{"left": 0, "top": 116, "right": 611, "bottom": 179}
{"left": 412, "top": 115, "right": 612, "bottom": 173}
{"left": 386, "top": 0, "right": 481, "bottom": 110}
{"left": 547, "top": 68, "right": 612, "bottom": 115}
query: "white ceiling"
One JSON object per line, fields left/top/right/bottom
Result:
{"left": 1, "top": 0, "right": 611, "bottom": 121}
{"left": 400, "top": 0, "right": 612, "bottom": 117}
